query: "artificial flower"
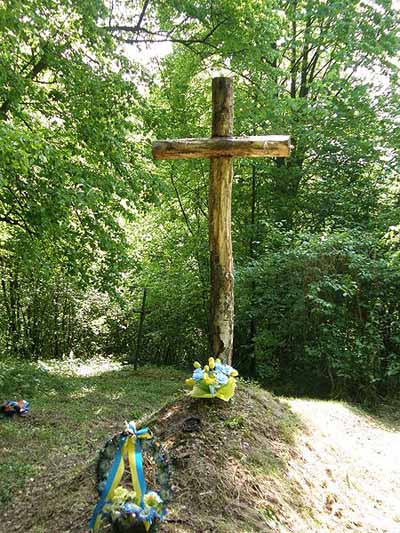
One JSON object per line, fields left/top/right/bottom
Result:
{"left": 140, "top": 506, "right": 159, "bottom": 522}
{"left": 203, "top": 373, "right": 217, "bottom": 386}
{"left": 112, "top": 486, "right": 133, "bottom": 504}
{"left": 193, "top": 368, "right": 204, "bottom": 381}
{"left": 186, "top": 358, "right": 239, "bottom": 401}
{"left": 215, "top": 370, "right": 229, "bottom": 385}
{"left": 144, "top": 491, "right": 163, "bottom": 511}
{"left": 122, "top": 502, "right": 142, "bottom": 515}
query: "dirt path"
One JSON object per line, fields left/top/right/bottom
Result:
{"left": 287, "top": 399, "right": 400, "bottom": 533}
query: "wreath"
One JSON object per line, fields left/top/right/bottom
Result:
{"left": 90, "top": 422, "right": 173, "bottom": 533}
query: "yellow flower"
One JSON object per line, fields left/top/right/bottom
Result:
{"left": 193, "top": 361, "right": 201, "bottom": 368}
{"left": 204, "top": 365, "right": 209, "bottom": 372}
{"left": 112, "top": 486, "right": 132, "bottom": 505}
{"left": 208, "top": 357, "right": 215, "bottom": 369}
{"left": 185, "top": 378, "right": 195, "bottom": 386}
{"left": 203, "top": 373, "right": 217, "bottom": 386}
{"left": 215, "top": 358, "right": 221, "bottom": 364}
{"left": 230, "top": 370, "right": 238, "bottom": 377}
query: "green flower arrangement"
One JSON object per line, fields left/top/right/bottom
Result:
{"left": 185, "top": 357, "right": 239, "bottom": 401}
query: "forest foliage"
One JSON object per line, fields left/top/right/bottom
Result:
{"left": 1, "top": 0, "right": 399, "bottom": 401}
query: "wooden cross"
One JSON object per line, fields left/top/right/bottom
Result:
{"left": 152, "top": 77, "right": 290, "bottom": 365}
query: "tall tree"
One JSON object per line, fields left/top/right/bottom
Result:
{"left": 0, "top": 0, "right": 150, "bottom": 278}
{"left": 0, "top": 0, "right": 153, "bottom": 356}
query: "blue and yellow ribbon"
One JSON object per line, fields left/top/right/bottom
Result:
{"left": 89, "top": 421, "right": 152, "bottom": 532}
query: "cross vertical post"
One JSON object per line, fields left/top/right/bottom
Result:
{"left": 152, "top": 77, "right": 290, "bottom": 367}
{"left": 209, "top": 78, "right": 234, "bottom": 364}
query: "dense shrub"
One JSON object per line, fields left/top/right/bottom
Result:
{"left": 235, "top": 231, "right": 400, "bottom": 400}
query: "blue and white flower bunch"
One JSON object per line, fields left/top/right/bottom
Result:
{"left": 185, "top": 357, "right": 239, "bottom": 401}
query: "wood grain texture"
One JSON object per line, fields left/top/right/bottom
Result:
{"left": 209, "top": 156, "right": 234, "bottom": 364}
{"left": 209, "top": 77, "right": 234, "bottom": 364}
{"left": 212, "top": 77, "right": 233, "bottom": 137}
{"left": 152, "top": 135, "right": 290, "bottom": 160}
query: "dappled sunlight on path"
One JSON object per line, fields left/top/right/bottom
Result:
{"left": 287, "top": 399, "right": 400, "bottom": 532}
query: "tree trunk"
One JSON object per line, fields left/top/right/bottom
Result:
{"left": 248, "top": 164, "right": 257, "bottom": 377}
{"left": 132, "top": 288, "right": 147, "bottom": 370}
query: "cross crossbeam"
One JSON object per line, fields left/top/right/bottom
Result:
{"left": 152, "top": 77, "right": 290, "bottom": 365}
{"left": 152, "top": 135, "right": 290, "bottom": 160}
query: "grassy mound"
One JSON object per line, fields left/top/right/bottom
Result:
{"left": 0, "top": 359, "right": 309, "bottom": 532}
{"left": 145, "top": 383, "right": 305, "bottom": 532}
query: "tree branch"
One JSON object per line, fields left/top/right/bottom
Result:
{"left": 0, "top": 54, "right": 48, "bottom": 120}
{"left": 0, "top": 213, "right": 35, "bottom": 236}
{"left": 137, "top": 0, "right": 150, "bottom": 31}
{"left": 169, "top": 172, "right": 194, "bottom": 236}
{"left": 108, "top": 18, "right": 227, "bottom": 50}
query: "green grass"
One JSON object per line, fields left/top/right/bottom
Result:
{"left": 0, "top": 357, "right": 185, "bottom": 509}
{"left": 349, "top": 398, "right": 400, "bottom": 432}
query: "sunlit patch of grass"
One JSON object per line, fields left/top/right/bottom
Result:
{"left": 38, "top": 356, "right": 124, "bottom": 377}
{"left": 69, "top": 385, "right": 97, "bottom": 399}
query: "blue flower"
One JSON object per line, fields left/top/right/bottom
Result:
{"left": 123, "top": 502, "right": 142, "bottom": 515}
{"left": 215, "top": 370, "right": 229, "bottom": 385}
{"left": 215, "top": 362, "right": 234, "bottom": 376}
{"left": 192, "top": 368, "right": 204, "bottom": 381}
{"left": 140, "top": 507, "right": 159, "bottom": 522}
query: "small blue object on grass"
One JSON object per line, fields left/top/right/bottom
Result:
{"left": 1, "top": 400, "right": 30, "bottom": 417}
